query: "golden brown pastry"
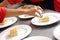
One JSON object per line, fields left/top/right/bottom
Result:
{"left": 10, "top": 28, "right": 18, "bottom": 37}
{"left": 39, "top": 16, "right": 49, "bottom": 22}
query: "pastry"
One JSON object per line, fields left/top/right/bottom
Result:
{"left": 39, "top": 16, "right": 49, "bottom": 22}
{"left": 10, "top": 28, "right": 18, "bottom": 37}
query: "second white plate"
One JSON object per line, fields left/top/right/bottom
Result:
{"left": 53, "top": 25, "right": 60, "bottom": 40}
{"left": 0, "top": 25, "right": 32, "bottom": 40}
{"left": 31, "top": 13, "right": 60, "bottom": 26}
{"left": 0, "top": 17, "right": 17, "bottom": 28}
{"left": 18, "top": 14, "right": 34, "bottom": 19}
{"left": 24, "top": 36, "right": 52, "bottom": 40}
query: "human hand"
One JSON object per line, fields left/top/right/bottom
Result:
{"left": 31, "top": 6, "right": 43, "bottom": 13}
{"left": 17, "top": 6, "right": 36, "bottom": 16}
{"left": 32, "top": 6, "right": 44, "bottom": 17}
{"left": 17, "top": 5, "right": 43, "bottom": 16}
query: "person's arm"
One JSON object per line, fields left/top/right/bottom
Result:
{"left": 6, "top": 5, "right": 43, "bottom": 17}
{"left": 5, "top": 9, "right": 28, "bottom": 17}
{"left": 0, "top": 7, "right": 31, "bottom": 23}
{"left": 0, "top": 5, "right": 42, "bottom": 23}
{"left": 5, "top": 8, "right": 36, "bottom": 17}
{"left": 0, "top": 0, "right": 7, "bottom": 7}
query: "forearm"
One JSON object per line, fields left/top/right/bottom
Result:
{"left": 5, "top": 9, "right": 26, "bottom": 17}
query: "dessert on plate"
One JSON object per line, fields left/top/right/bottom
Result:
{"left": 38, "top": 16, "right": 49, "bottom": 22}
{"left": 10, "top": 28, "right": 18, "bottom": 37}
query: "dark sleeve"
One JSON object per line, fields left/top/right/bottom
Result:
{"left": 22, "top": 0, "right": 54, "bottom": 10}
{"left": 22, "top": 0, "right": 31, "bottom": 4}
{"left": 43, "top": 0, "right": 54, "bottom": 10}
{"left": 30, "top": 0, "right": 54, "bottom": 10}
{"left": 0, "top": 0, "right": 4, "bottom": 3}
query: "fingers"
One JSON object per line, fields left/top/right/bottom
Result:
{"left": 37, "top": 6, "right": 44, "bottom": 14}
{"left": 32, "top": 6, "right": 43, "bottom": 17}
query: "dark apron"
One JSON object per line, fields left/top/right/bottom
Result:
{"left": 23, "top": 0, "right": 54, "bottom": 10}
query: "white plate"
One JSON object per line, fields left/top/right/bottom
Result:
{"left": 31, "top": 13, "right": 60, "bottom": 26}
{"left": 18, "top": 14, "right": 34, "bottom": 19}
{"left": 0, "top": 17, "right": 17, "bottom": 28}
{"left": 53, "top": 25, "right": 60, "bottom": 40}
{"left": 24, "top": 36, "right": 52, "bottom": 40}
{"left": 0, "top": 25, "right": 32, "bottom": 40}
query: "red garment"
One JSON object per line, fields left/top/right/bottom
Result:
{"left": 31, "top": 0, "right": 44, "bottom": 3}
{"left": 54, "top": 0, "right": 60, "bottom": 12}
{"left": 7, "top": 0, "right": 24, "bottom": 5}
{"left": 57, "top": 0, "right": 60, "bottom": 4}
{"left": 0, "top": 7, "right": 7, "bottom": 23}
